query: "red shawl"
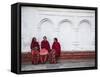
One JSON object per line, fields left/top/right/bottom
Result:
{"left": 41, "top": 40, "right": 50, "bottom": 51}
{"left": 52, "top": 42, "right": 61, "bottom": 57}
{"left": 30, "top": 40, "right": 40, "bottom": 51}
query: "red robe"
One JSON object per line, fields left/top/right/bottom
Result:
{"left": 41, "top": 40, "right": 50, "bottom": 51}
{"left": 31, "top": 50, "right": 39, "bottom": 64}
{"left": 49, "top": 50, "right": 56, "bottom": 64}
{"left": 30, "top": 40, "right": 40, "bottom": 51}
{"left": 52, "top": 42, "right": 61, "bottom": 58}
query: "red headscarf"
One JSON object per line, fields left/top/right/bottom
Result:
{"left": 30, "top": 37, "right": 40, "bottom": 51}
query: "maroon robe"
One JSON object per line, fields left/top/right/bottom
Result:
{"left": 30, "top": 39, "right": 40, "bottom": 64}
{"left": 41, "top": 40, "right": 50, "bottom": 51}
{"left": 40, "top": 40, "right": 50, "bottom": 63}
{"left": 49, "top": 49, "right": 56, "bottom": 64}
{"left": 52, "top": 41, "right": 61, "bottom": 58}
{"left": 30, "top": 40, "right": 40, "bottom": 51}
{"left": 31, "top": 50, "right": 39, "bottom": 64}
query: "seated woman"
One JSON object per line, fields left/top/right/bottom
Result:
{"left": 31, "top": 47, "right": 39, "bottom": 64}
{"left": 30, "top": 37, "right": 40, "bottom": 64}
{"left": 52, "top": 38, "right": 61, "bottom": 62}
{"left": 40, "top": 36, "right": 50, "bottom": 63}
{"left": 40, "top": 48, "right": 48, "bottom": 64}
{"left": 48, "top": 49, "right": 56, "bottom": 64}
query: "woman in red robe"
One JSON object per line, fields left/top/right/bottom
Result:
{"left": 40, "top": 36, "right": 50, "bottom": 63}
{"left": 30, "top": 37, "right": 40, "bottom": 51}
{"left": 41, "top": 36, "right": 50, "bottom": 51}
{"left": 30, "top": 37, "right": 40, "bottom": 64}
{"left": 31, "top": 48, "right": 39, "bottom": 64}
{"left": 52, "top": 38, "right": 61, "bottom": 60}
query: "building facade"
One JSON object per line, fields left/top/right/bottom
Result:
{"left": 21, "top": 7, "right": 95, "bottom": 52}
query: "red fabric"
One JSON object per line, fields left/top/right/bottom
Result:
{"left": 40, "top": 55, "right": 48, "bottom": 63}
{"left": 32, "top": 50, "right": 39, "bottom": 55}
{"left": 30, "top": 40, "right": 40, "bottom": 51}
{"left": 52, "top": 42, "right": 61, "bottom": 57}
{"left": 41, "top": 40, "right": 50, "bottom": 51}
{"left": 49, "top": 50, "right": 56, "bottom": 64}
{"left": 31, "top": 50, "right": 39, "bottom": 64}
{"left": 39, "top": 48, "right": 48, "bottom": 63}
{"left": 40, "top": 48, "right": 48, "bottom": 55}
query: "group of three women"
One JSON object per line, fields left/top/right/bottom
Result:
{"left": 30, "top": 36, "right": 61, "bottom": 64}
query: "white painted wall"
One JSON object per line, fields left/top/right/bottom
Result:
{"left": 21, "top": 6, "right": 95, "bottom": 52}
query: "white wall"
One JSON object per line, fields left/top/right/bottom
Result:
{"left": 21, "top": 7, "right": 95, "bottom": 52}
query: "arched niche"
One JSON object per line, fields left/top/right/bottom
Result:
{"left": 59, "top": 19, "right": 72, "bottom": 25}
{"left": 38, "top": 18, "right": 55, "bottom": 46}
{"left": 58, "top": 19, "right": 74, "bottom": 51}
{"left": 38, "top": 18, "right": 53, "bottom": 26}
{"left": 79, "top": 19, "right": 91, "bottom": 26}
{"left": 78, "top": 19, "right": 92, "bottom": 50}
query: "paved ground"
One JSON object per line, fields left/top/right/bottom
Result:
{"left": 21, "top": 59, "right": 95, "bottom": 71}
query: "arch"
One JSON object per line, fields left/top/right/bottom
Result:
{"left": 38, "top": 18, "right": 53, "bottom": 26}
{"left": 78, "top": 19, "right": 92, "bottom": 50}
{"left": 58, "top": 19, "right": 72, "bottom": 27}
{"left": 78, "top": 19, "right": 91, "bottom": 32}
{"left": 58, "top": 19, "right": 74, "bottom": 51}
{"left": 37, "top": 18, "right": 55, "bottom": 45}
{"left": 79, "top": 19, "right": 91, "bottom": 27}
{"left": 37, "top": 18, "right": 53, "bottom": 32}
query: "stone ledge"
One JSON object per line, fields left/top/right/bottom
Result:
{"left": 21, "top": 51, "right": 95, "bottom": 63}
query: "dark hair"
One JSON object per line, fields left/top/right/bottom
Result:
{"left": 54, "top": 38, "right": 58, "bottom": 41}
{"left": 43, "top": 36, "right": 47, "bottom": 39}
{"left": 32, "top": 37, "right": 36, "bottom": 41}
